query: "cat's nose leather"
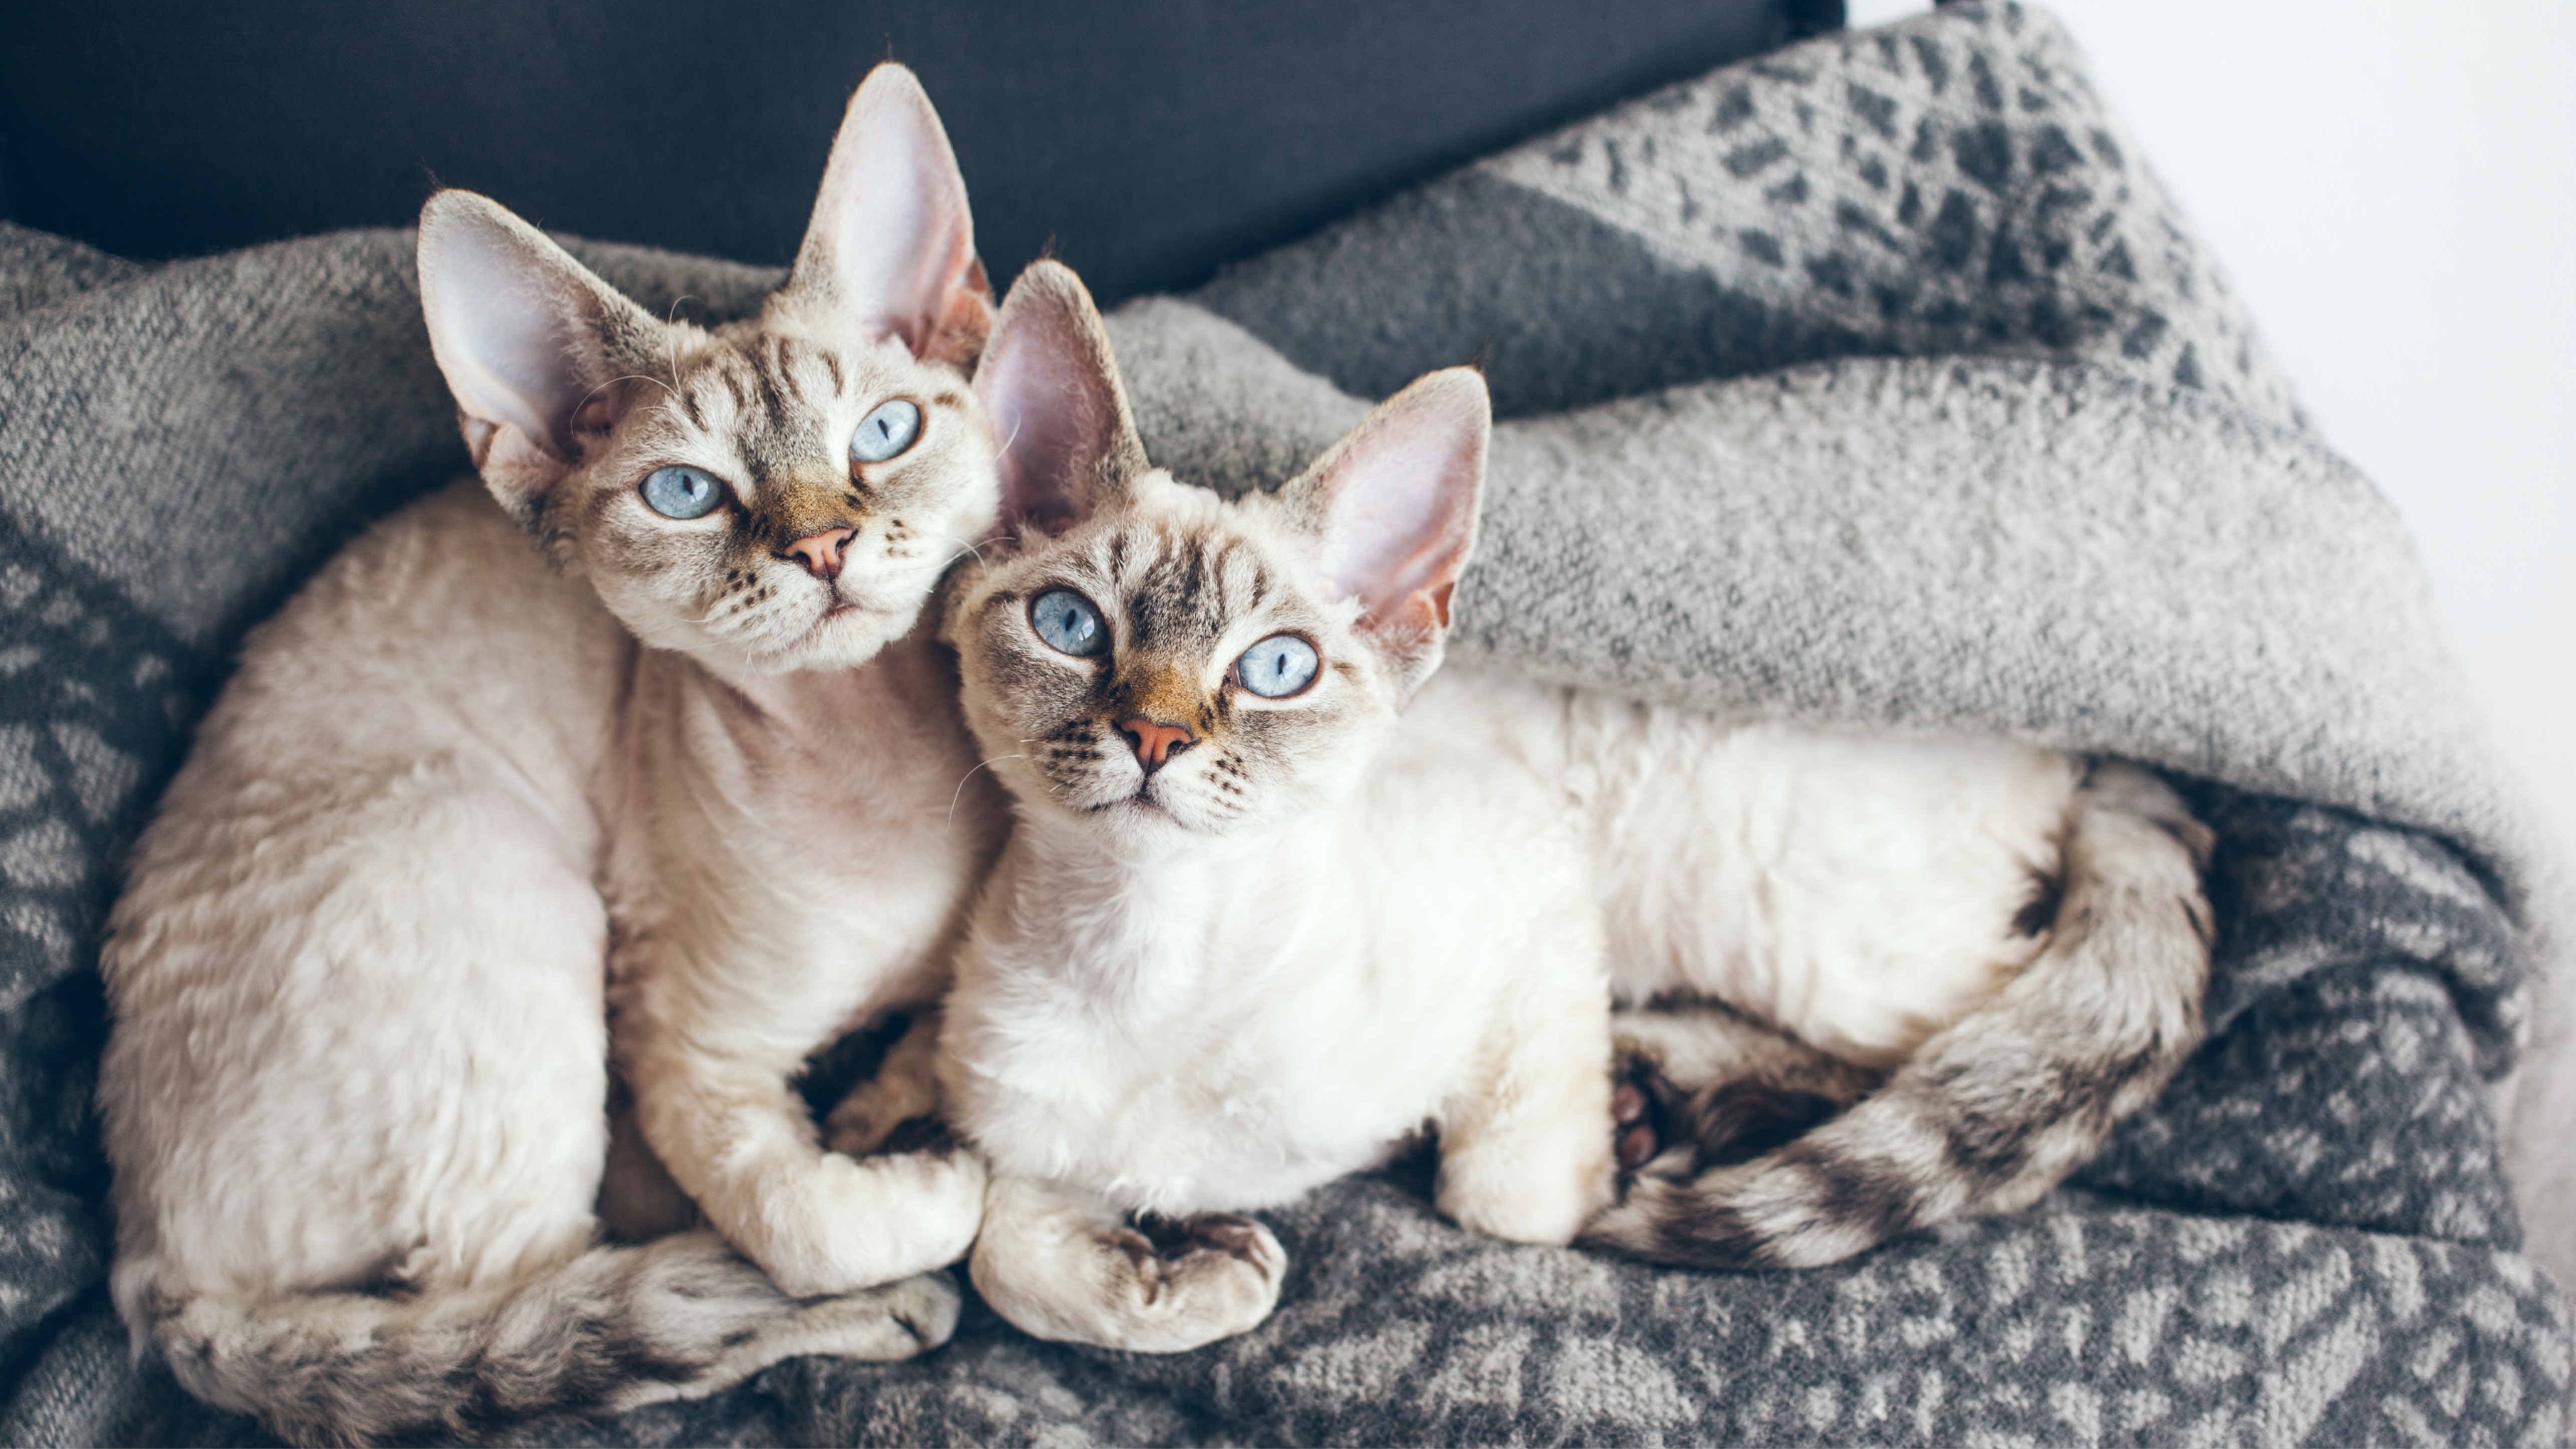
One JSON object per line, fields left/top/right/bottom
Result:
{"left": 1119, "top": 718, "right": 1196, "bottom": 772}
{"left": 782, "top": 528, "right": 856, "bottom": 580}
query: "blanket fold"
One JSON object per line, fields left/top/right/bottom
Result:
{"left": 1, "top": 4, "right": 2565, "bottom": 1443}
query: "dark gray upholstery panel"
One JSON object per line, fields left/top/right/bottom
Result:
{"left": 0, "top": 0, "right": 1834, "bottom": 301}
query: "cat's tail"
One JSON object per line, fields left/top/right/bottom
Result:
{"left": 1582, "top": 760, "right": 2215, "bottom": 1270}
{"left": 136, "top": 1232, "right": 956, "bottom": 1447}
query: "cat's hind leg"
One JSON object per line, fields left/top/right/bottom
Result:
{"left": 969, "top": 1175, "right": 1285, "bottom": 1353}
{"left": 1587, "top": 762, "right": 2212, "bottom": 1269}
{"left": 107, "top": 772, "right": 955, "bottom": 1444}
{"left": 1608, "top": 1002, "right": 1883, "bottom": 1175}
{"left": 1433, "top": 935, "right": 1620, "bottom": 1246}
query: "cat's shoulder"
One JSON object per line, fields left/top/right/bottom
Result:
{"left": 199, "top": 477, "right": 630, "bottom": 783}
{"left": 246, "top": 479, "right": 621, "bottom": 669}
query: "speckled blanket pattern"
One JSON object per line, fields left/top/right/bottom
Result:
{"left": 0, "top": 5, "right": 2565, "bottom": 1444}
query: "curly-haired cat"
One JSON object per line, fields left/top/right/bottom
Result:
{"left": 910, "top": 263, "right": 2212, "bottom": 1351}
{"left": 98, "top": 66, "right": 1007, "bottom": 1444}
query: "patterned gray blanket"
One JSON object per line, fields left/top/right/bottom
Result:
{"left": 1, "top": 4, "right": 2566, "bottom": 1443}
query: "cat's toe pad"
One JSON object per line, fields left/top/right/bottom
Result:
{"left": 1613, "top": 1083, "right": 1663, "bottom": 1170}
{"left": 1611, "top": 1055, "right": 1681, "bottom": 1175}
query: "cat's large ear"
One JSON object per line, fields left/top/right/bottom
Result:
{"left": 1285, "top": 368, "right": 1489, "bottom": 656}
{"left": 973, "top": 261, "right": 1149, "bottom": 539}
{"left": 781, "top": 63, "right": 991, "bottom": 366}
{"left": 417, "top": 188, "right": 665, "bottom": 525}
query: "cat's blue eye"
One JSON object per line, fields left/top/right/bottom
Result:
{"left": 1235, "top": 635, "right": 1319, "bottom": 698}
{"left": 1030, "top": 589, "right": 1108, "bottom": 658}
{"left": 851, "top": 399, "right": 922, "bottom": 465}
{"left": 640, "top": 465, "right": 726, "bottom": 520}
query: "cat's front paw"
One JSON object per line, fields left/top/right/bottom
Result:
{"left": 1120, "top": 1212, "right": 1273, "bottom": 1272}
{"left": 1093, "top": 1213, "right": 1287, "bottom": 1352}
{"left": 973, "top": 1205, "right": 1286, "bottom": 1354}
{"left": 726, "top": 1269, "right": 964, "bottom": 1368}
{"left": 738, "top": 1142, "right": 989, "bottom": 1297}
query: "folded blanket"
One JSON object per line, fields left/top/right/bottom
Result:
{"left": 0, "top": 4, "right": 2565, "bottom": 1443}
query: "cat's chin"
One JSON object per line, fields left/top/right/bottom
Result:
{"left": 1064, "top": 795, "right": 1213, "bottom": 857}
{"left": 747, "top": 597, "right": 922, "bottom": 674}
{"left": 1083, "top": 796, "right": 1175, "bottom": 826}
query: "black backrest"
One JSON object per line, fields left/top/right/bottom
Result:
{"left": 1, "top": 0, "right": 1833, "bottom": 302}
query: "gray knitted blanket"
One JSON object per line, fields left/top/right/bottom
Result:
{"left": 2, "top": 5, "right": 2567, "bottom": 1443}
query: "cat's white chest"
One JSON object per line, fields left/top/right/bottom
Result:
{"left": 946, "top": 839, "right": 1460, "bottom": 1218}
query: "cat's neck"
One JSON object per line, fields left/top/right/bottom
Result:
{"left": 985, "top": 805, "right": 1345, "bottom": 1011}
{"left": 686, "top": 628, "right": 950, "bottom": 730}
{"left": 621, "top": 620, "right": 990, "bottom": 840}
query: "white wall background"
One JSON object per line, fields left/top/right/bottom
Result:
{"left": 1850, "top": 0, "right": 2576, "bottom": 864}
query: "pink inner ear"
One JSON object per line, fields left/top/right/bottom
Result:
{"left": 795, "top": 66, "right": 984, "bottom": 359}
{"left": 980, "top": 340, "right": 1100, "bottom": 533}
{"left": 1311, "top": 373, "right": 1488, "bottom": 639}
{"left": 1322, "top": 429, "right": 1475, "bottom": 610}
{"left": 419, "top": 194, "right": 614, "bottom": 460}
{"left": 972, "top": 266, "right": 1132, "bottom": 537}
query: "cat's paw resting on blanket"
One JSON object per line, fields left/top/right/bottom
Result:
{"left": 970, "top": 1178, "right": 1287, "bottom": 1354}
{"left": 1607, "top": 1004, "right": 1882, "bottom": 1176}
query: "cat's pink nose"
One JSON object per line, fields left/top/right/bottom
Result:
{"left": 783, "top": 528, "right": 856, "bottom": 581}
{"left": 1119, "top": 718, "right": 1196, "bottom": 772}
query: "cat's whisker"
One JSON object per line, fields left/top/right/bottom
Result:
{"left": 682, "top": 590, "right": 757, "bottom": 629}
{"left": 663, "top": 298, "right": 692, "bottom": 381}
{"left": 948, "top": 755, "right": 1026, "bottom": 829}
{"left": 924, "top": 530, "right": 989, "bottom": 570}
{"left": 581, "top": 374, "right": 681, "bottom": 422}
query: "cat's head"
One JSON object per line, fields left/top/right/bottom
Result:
{"left": 417, "top": 63, "right": 998, "bottom": 675}
{"left": 945, "top": 262, "right": 1487, "bottom": 855}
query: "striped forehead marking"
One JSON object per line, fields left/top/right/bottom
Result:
{"left": 667, "top": 334, "right": 859, "bottom": 489}
{"left": 1101, "top": 517, "right": 1287, "bottom": 657}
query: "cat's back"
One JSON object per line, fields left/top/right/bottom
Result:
{"left": 176, "top": 479, "right": 628, "bottom": 800}
{"left": 1424, "top": 667, "right": 2079, "bottom": 1063}
{"left": 1574, "top": 694, "right": 2078, "bottom": 1062}
{"left": 102, "top": 478, "right": 632, "bottom": 1300}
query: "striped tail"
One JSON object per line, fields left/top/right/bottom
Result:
{"left": 1583, "top": 761, "right": 2215, "bottom": 1269}
{"left": 143, "top": 1232, "right": 955, "bottom": 1447}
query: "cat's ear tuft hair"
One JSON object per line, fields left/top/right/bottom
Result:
{"left": 785, "top": 63, "right": 992, "bottom": 366}
{"left": 1288, "top": 368, "right": 1489, "bottom": 654}
{"left": 417, "top": 189, "right": 664, "bottom": 523}
{"left": 973, "top": 261, "right": 1149, "bottom": 540}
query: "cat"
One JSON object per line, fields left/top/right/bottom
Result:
{"left": 95, "top": 64, "right": 1008, "bottom": 1444}
{"left": 910, "top": 262, "right": 1618, "bottom": 1352}
{"left": 896, "top": 260, "right": 2212, "bottom": 1351}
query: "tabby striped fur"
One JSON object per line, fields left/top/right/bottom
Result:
{"left": 148, "top": 1234, "right": 953, "bottom": 1447}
